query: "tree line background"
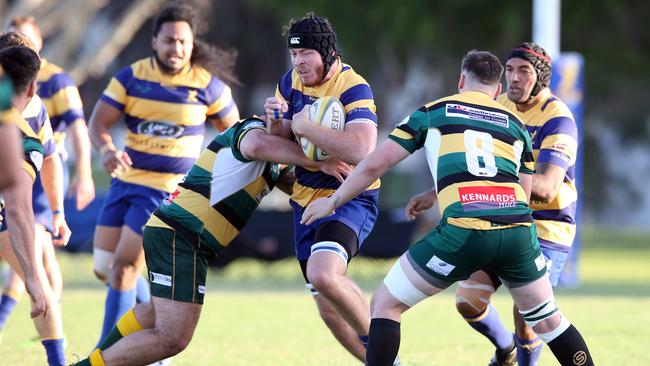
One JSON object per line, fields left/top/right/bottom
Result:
{"left": 1, "top": 0, "right": 649, "bottom": 227}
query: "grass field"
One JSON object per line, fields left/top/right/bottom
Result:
{"left": 1, "top": 227, "right": 649, "bottom": 365}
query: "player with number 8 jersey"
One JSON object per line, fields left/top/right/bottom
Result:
{"left": 389, "top": 91, "right": 535, "bottom": 229}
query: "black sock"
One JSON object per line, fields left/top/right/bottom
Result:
{"left": 366, "top": 318, "right": 401, "bottom": 366}
{"left": 547, "top": 324, "right": 594, "bottom": 366}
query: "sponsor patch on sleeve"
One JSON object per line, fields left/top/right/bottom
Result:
{"left": 446, "top": 103, "right": 509, "bottom": 127}
{"left": 458, "top": 186, "right": 518, "bottom": 211}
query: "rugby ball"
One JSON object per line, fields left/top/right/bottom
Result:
{"left": 300, "top": 96, "right": 345, "bottom": 161}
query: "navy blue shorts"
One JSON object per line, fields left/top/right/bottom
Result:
{"left": 96, "top": 179, "right": 167, "bottom": 235}
{"left": 291, "top": 190, "right": 379, "bottom": 261}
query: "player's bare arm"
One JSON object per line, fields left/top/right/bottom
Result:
{"left": 0, "top": 124, "right": 22, "bottom": 190}
{"left": 519, "top": 171, "right": 533, "bottom": 201}
{"left": 405, "top": 188, "right": 438, "bottom": 221}
{"left": 240, "top": 128, "right": 352, "bottom": 183}
{"left": 208, "top": 104, "right": 240, "bottom": 132}
{"left": 291, "top": 106, "right": 377, "bottom": 165}
{"left": 530, "top": 162, "right": 565, "bottom": 203}
{"left": 88, "top": 100, "right": 132, "bottom": 177}
{"left": 301, "top": 139, "right": 409, "bottom": 225}
{"left": 67, "top": 119, "right": 95, "bottom": 210}
{"left": 40, "top": 155, "right": 71, "bottom": 246}
{"left": 3, "top": 169, "right": 48, "bottom": 318}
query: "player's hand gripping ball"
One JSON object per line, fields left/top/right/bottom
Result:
{"left": 300, "top": 96, "right": 345, "bottom": 161}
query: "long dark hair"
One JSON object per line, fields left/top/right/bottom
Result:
{"left": 153, "top": 1, "right": 240, "bottom": 85}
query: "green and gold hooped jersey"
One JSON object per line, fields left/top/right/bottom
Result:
{"left": 146, "top": 117, "right": 283, "bottom": 255}
{"left": 0, "top": 69, "right": 46, "bottom": 181}
{"left": 389, "top": 91, "right": 535, "bottom": 230}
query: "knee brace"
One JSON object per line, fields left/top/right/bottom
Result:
{"left": 519, "top": 295, "right": 571, "bottom": 343}
{"left": 383, "top": 260, "right": 427, "bottom": 308}
{"left": 93, "top": 248, "right": 114, "bottom": 281}
{"left": 455, "top": 280, "right": 495, "bottom": 317}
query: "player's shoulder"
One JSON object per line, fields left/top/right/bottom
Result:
{"left": 22, "top": 94, "right": 44, "bottom": 120}
{"left": 277, "top": 68, "right": 298, "bottom": 97}
{"left": 38, "top": 60, "right": 65, "bottom": 81}
{"left": 540, "top": 94, "right": 574, "bottom": 121}
{"left": 338, "top": 63, "right": 370, "bottom": 86}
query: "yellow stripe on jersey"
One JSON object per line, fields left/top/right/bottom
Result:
{"left": 539, "top": 133, "right": 578, "bottom": 165}
{"left": 203, "top": 207, "right": 239, "bottom": 247}
{"left": 390, "top": 129, "right": 413, "bottom": 140}
{"left": 242, "top": 176, "right": 268, "bottom": 201}
{"left": 193, "top": 149, "right": 217, "bottom": 173}
{"left": 291, "top": 179, "right": 381, "bottom": 207}
{"left": 145, "top": 214, "right": 173, "bottom": 230}
{"left": 123, "top": 96, "right": 211, "bottom": 127}
{"left": 535, "top": 219, "right": 576, "bottom": 246}
{"left": 125, "top": 132, "right": 203, "bottom": 158}
{"left": 37, "top": 60, "right": 64, "bottom": 81}
{"left": 530, "top": 181, "right": 578, "bottom": 211}
{"left": 344, "top": 99, "right": 374, "bottom": 114}
{"left": 41, "top": 86, "right": 84, "bottom": 116}
{"left": 103, "top": 77, "right": 126, "bottom": 105}
{"left": 447, "top": 217, "right": 530, "bottom": 230}
{"left": 131, "top": 60, "right": 212, "bottom": 89}
{"left": 118, "top": 168, "right": 185, "bottom": 193}
{"left": 207, "top": 85, "right": 233, "bottom": 116}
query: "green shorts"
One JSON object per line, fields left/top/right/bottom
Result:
{"left": 408, "top": 221, "right": 547, "bottom": 287}
{"left": 143, "top": 225, "right": 209, "bottom": 304}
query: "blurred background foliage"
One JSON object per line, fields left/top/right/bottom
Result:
{"left": 1, "top": 0, "right": 649, "bottom": 225}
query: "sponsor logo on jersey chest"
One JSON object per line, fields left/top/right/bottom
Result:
{"left": 446, "top": 103, "right": 509, "bottom": 127}
{"left": 137, "top": 121, "right": 185, "bottom": 138}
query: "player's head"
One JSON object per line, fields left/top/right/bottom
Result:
{"left": 285, "top": 13, "right": 340, "bottom": 86}
{"left": 0, "top": 31, "right": 39, "bottom": 53}
{"left": 459, "top": 50, "right": 503, "bottom": 96}
{"left": 505, "top": 42, "right": 552, "bottom": 103}
{"left": 151, "top": 2, "right": 239, "bottom": 84}
{"left": 7, "top": 16, "right": 43, "bottom": 52}
{"left": 152, "top": 2, "right": 199, "bottom": 74}
{"left": 0, "top": 46, "right": 40, "bottom": 104}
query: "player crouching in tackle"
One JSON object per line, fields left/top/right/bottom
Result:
{"left": 71, "top": 117, "right": 350, "bottom": 366}
{"left": 301, "top": 50, "right": 594, "bottom": 366}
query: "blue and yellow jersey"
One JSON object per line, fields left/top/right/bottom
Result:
{"left": 15, "top": 96, "right": 53, "bottom": 181}
{"left": 100, "top": 57, "right": 238, "bottom": 193}
{"left": 498, "top": 88, "right": 578, "bottom": 251}
{"left": 37, "top": 59, "right": 85, "bottom": 149}
{"left": 146, "top": 118, "right": 285, "bottom": 256}
{"left": 275, "top": 60, "right": 379, "bottom": 206}
{"left": 389, "top": 91, "right": 535, "bottom": 230}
